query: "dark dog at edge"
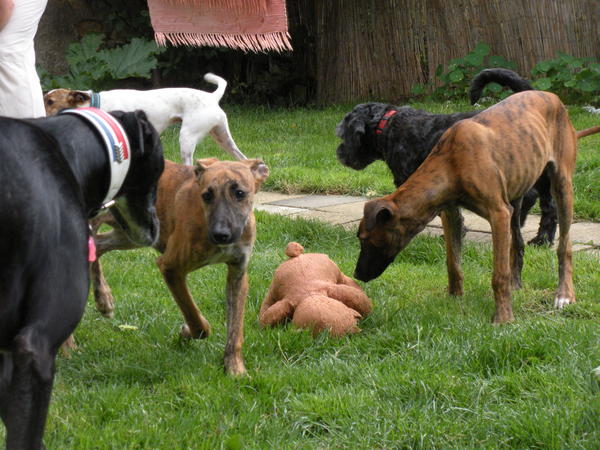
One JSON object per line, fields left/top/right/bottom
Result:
{"left": 336, "top": 68, "right": 559, "bottom": 246}
{"left": 354, "top": 91, "right": 600, "bottom": 323}
{"left": 0, "top": 111, "right": 164, "bottom": 449}
{"left": 89, "top": 157, "right": 268, "bottom": 376}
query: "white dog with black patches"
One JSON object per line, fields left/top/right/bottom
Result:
{"left": 44, "top": 73, "right": 246, "bottom": 165}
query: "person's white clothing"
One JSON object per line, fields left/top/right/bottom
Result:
{"left": 0, "top": 0, "right": 47, "bottom": 118}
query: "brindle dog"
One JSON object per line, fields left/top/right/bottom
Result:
{"left": 354, "top": 91, "right": 600, "bottom": 324}
{"left": 91, "top": 158, "right": 268, "bottom": 375}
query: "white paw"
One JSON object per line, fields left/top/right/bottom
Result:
{"left": 554, "top": 296, "right": 572, "bottom": 309}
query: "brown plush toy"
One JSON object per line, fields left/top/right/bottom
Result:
{"left": 259, "top": 242, "right": 373, "bottom": 336}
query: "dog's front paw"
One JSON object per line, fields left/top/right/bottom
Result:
{"left": 94, "top": 289, "right": 115, "bottom": 318}
{"left": 491, "top": 308, "right": 514, "bottom": 324}
{"left": 180, "top": 323, "right": 211, "bottom": 339}
{"left": 554, "top": 296, "right": 573, "bottom": 309}
{"left": 224, "top": 356, "right": 247, "bottom": 377}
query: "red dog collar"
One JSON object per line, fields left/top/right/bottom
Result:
{"left": 375, "top": 109, "right": 398, "bottom": 135}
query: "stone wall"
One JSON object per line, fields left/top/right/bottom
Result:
{"left": 35, "top": 0, "right": 98, "bottom": 75}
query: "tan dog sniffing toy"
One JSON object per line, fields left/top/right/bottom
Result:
{"left": 259, "top": 242, "right": 373, "bottom": 336}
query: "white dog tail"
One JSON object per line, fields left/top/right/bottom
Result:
{"left": 204, "top": 73, "right": 227, "bottom": 103}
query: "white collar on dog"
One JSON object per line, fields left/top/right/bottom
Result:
{"left": 59, "top": 107, "right": 131, "bottom": 205}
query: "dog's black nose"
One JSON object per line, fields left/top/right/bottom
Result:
{"left": 209, "top": 229, "right": 232, "bottom": 245}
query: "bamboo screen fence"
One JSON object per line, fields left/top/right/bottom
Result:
{"left": 298, "top": 0, "right": 600, "bottom": 104}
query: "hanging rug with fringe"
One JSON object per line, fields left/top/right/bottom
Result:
{"left": 147, "top": 0, "right": 292, "bottom": 53}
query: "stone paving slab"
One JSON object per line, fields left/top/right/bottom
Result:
{"left": 297, "top": 210, "right": 361, "bottom": 225}
{"left": 317, "top": 202, "right": 366, "bottom": 222}
{"left": 255, "top": 191, "right": 600, "bottom": 251}
{"left": 268, "top": 194, "right": 366, "bottom": 209}
{"left": 255, "top": 204, "right": 310, "bottom": 216}
{"left": 255, "top": 192, "right": 305, "bottom": 204}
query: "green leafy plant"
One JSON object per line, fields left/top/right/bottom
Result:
{"left": 531, "top": 52, "right": 600, "bottom": 104}
{"left": 411, "top": 43, "right": 517, "bottom": 100}
{"left": 39, "top": 33, "right": 165, "bottom": 91}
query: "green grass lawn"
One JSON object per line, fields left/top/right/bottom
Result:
{"left": 38, "top": 214, "right": 600, "bottom": 448}
{"left": 161, "top": 101, "right": 600, "bottom": 220}
{"left": 4, "top": 102, "right": 600, "bottom": 448}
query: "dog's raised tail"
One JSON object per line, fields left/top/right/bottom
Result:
{"left": 204, "top": 73, "right": 227, "bottom": 102}
{"left": 577, "top": 126, "right": 600, "bottom": 139}
{"left": 469, "top": 68, "right": 534, "bottom": 105}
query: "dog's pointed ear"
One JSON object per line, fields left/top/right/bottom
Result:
{"left": 364, "top": 199, "right": 395, "bottom": 231}
{"left": 71, "top": 91, "right": 91, "bottom": 104}
{"left": 134, "top": 110, "right": 161, "bottom": 158}
{"left": 194, "top": 158, "right": 219, "bottom": 178}
{"left": 243, "top": 159, "right": 269, "bottom": 190}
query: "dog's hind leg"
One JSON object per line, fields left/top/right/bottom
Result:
{"left": 510, "top": 198, "right": 525, "bottom": 290}
{"left": 550, "top": 170, "right": 575, "bottom": 309}
{"left": 92, "top": 220, "right": 141, "bottom": 317}
{"left": 224, "top": 262, "right": 249, "bottom": 376}
{"left": 210, "top": 118, "right": 247, "bottom": 161}
{"left": 441, "top": 206, "right": 464, "bottom": 296}
{"left": 1, "top": 328, "right": 55, "bottom": 450}
{"left": 489, "top": 206, "right": 515, "bottom": 324}
{"left": 527, "top": 170, "right": 557, "bottom": 246}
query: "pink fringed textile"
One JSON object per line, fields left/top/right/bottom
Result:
{"left": 147, "top": 0, "right": 292, "bottom": 53}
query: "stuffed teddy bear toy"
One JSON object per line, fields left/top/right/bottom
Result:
{"left": 259, "top": 242, "right": 373, "bottom": 336}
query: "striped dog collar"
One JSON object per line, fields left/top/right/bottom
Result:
{"left": 59, "top": 107, "right": 131, "bottom": 205}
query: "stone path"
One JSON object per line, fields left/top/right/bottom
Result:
{"left": 256, "top": 192, "right": 600, "bottom": 255}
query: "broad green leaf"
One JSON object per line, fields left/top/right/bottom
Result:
{"left": 102, "top": 38, "right": 165, "bottom": 80}
{"left": 535, "top": 61, "right": 552, "bottom": 73}
{"left": 533, "top": 77, "right": 552, "bottom": 90}
{"left": 66, "top": 33, "right": 104, "bottom": 67}
{"left": 577, "top": 78, "right": 600, "bottom": 92}
{"left": 473, "top": 42, "right": 490, "bottom": 56}
{"left": 411, "top": 84, "right": 426, "bottom": 95}
{"left": 449, "top": 70, "right": 464, "bottom": 82}
{"left": 465, "top": 53, "right": 484, "bottom": 67}
{"left": 486, "top": 82, "right": 503, "bottom": 93}
{"left": 435, "top": 64, "right": 444, "bottom": 77}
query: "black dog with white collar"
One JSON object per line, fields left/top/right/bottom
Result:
{"left": 0, "top": 109, "right": 164, "bottom": 449}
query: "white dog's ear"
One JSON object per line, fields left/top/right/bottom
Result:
{"left": 194, "top": 158, "right": 220, "bottom": 178}
{"left": 71, "top": 91, "right": 91, "bottom": 104}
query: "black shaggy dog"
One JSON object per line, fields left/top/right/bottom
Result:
{"left": 336, "top": 68, "right": 556, "bottom": 246}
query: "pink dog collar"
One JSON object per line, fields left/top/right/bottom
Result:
{"left": 59, "top": 107, "right": 131, "bottom": 205}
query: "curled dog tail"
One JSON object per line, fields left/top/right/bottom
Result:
{"left": 285, "top": 242, "right": 304, "bottom": 258}
{"left": 469, "top": 68, "right": 534, "bottom": 105}
{"left": 577, "top": 126, "right": 600, "bottom": 139}
{"left": 204, "top": 73, "right": 227, "bottom": 102}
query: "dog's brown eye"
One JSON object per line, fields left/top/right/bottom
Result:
{"left": 234, "top": 189, "right": 246, "bottom": 200}
{"left": 202, "top": 190, "right": 213, "bottom": 203}
{"left": 47, "top": 99, "right": 54, "bottom": 105}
